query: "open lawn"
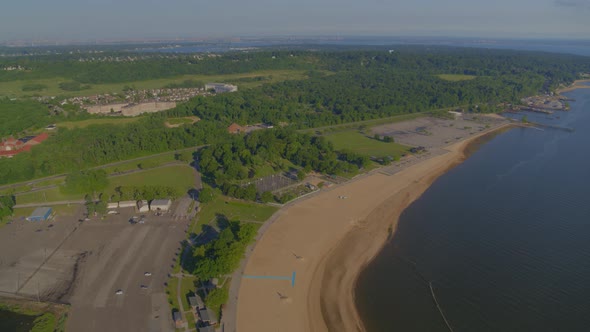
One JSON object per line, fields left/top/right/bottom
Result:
{"left": 15, "top": 164, "right": 196, "bottom": 204}
{"left": 56, "top": 117, "right": 141, "bottom": 129}
{"left": 15, "top": 187, "right": 82, "bottom": 205}
{"left": 0, "top": 69, "right": 311, "bottom": 98}
{"left": 436, "top": 74, "right": 477, "bottom": 81}
{"left": 325, "top": 130, "right": 410, "bottom": 158}
{"left": 104, "top": 164, "right": 197, "bottom": 197}
{"left": 101, "top": 154, "right": 179, "bottom": 175}
{"left": 191, "top": 196, "right": 278, "bottom": 233}
{"left": 180, "top": 277, "right": 197, "bottom": 311}
{"left": 166, "top": 117, "right": 197, "bottom": 125}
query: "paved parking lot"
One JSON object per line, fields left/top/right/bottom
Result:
{"left": 0, "top": 206, "right": 189, "bottom": 332}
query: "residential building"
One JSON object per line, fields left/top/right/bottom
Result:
{"left": 198, "top": 308, "right": 218, "bottom": 325}
{"left": 198, "top": 325, "right": 216, "bottom": 332}
{"left": 228, "top": 123, "right": 244, "bottom": 134}
{"left": 173, "top": 312, "right": 184, "bottom": 329}
{"left": 189, "top": 295, "right": 205, "bottom": 311}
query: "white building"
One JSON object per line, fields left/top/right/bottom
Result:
{"left": 138, "top": 200, "right": 150, "bottom": 213}
{"left": 150, "top": 199, "right": 172, "bottom": 212}
{"left": 118, "top": 200, "right": 136, "bottom": 208}
{"left": 204, "top": 83, "right": 238, "bottom": 93}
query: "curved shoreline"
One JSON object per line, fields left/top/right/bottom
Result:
{"left": 236, "top": 124, "right": 514, "bottom": 332}
{"left": 317, "top": 138, "right": 471, "bottom": 332}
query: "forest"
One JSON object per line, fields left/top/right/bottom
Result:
{"left": 1, "top": 46, "right": 589, "bottom": 185}
{"left": 197, "top": 128, "right": 366, "bottom": 200}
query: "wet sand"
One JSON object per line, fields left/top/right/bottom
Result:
{"left": 236, "top": 124, "right": 513, "bottom": 332}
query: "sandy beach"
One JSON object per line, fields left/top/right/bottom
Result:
{"left": 236, "top": 124, "right": 513, "bottom": 332}
{"left": 557, "top": 79, "right": 590, "bottom": 94}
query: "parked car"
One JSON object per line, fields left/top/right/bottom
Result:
{"left": 115, "top": 289, "right": 124, "bottom": 295}
{"left": 144, "top": 272, "right": 152, "bottom": 276}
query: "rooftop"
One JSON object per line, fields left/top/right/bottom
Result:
{"left": 189, "top": 295, "right": 204, "bottom": 308}
{"left": 30, "top": 207, "right": 52, "bottom": 218}
{"left": 173, "top": 311, "right": 182, "bottom": 322}
{"left": 198, "top": 325, "right": 216, "bottom": 332}
{"left": 199, "top": 308, "right": 217, "bottom": 323}
{"left": 151, "top": 198, "right": 171, "bottom": 206}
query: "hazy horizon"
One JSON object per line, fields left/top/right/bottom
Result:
{"left": 2, "top": 0, "right": 589, "bottom": 42}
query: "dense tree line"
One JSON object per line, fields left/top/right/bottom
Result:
{"left": 0, "top": 99, "right": 52, "bottom": 136}
{"left": 0, "top": 118, "right": 228, "bottom": 185}
{"left": 0, "top": 195, "right": 16, "bottom": 221}
{"left": 2, "top": 47, "right": 589, "bottom": 186}
{"left": 198, "top": 128, "right": 365, "bottom": 200}
{"left": 114, "top": 185, "right": 182, "bottom": 201}
{"left": 187, "top": 221, "right": 258, "bottom": 280}
{"left": 0, "top": 51, "right": 315, "bottom": 84}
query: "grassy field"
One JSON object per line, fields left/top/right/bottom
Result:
{"left": 15, "top": 164, "right": 197, "bottom": 205}
{"left": 104, "top": 164, "right": 197, "bottom": 197}
{"left": 56, "top": 117, "right": 141, "bottom": 129}
{"left": 166, "top": 117, "right": 195, "bottom": 125}
{"left": 325, "top": 130, "right": 410, "bottom": 157}
{"left": 180, "top": 277, "right": 197, "bottom": 311}
{"left": 192, "top": 196, "right": 278, "bottom": 233}
{"left": 101, "top": 154, "right": 179, "bottom": 175}
{"left": 166, "top": 277, "right": 180, "bottom": 312}
{"left": 16, "top": 187, "right": 82, "bottom": 205}
{"left": 0, "top": 69, "right": 310, "bottom": 98}
{"left": 436, "top": 74, "right": 477, "bottom": 81}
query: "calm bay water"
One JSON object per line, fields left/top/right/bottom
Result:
{"left": 355, "top": 88, "right": 590, "bottom": 332}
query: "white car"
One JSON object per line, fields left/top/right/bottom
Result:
{"left": 144, "top": 272, "right": 152, "bottom": 276}
{"left": 115, "top": 289, "right": 124, "bottom": 295}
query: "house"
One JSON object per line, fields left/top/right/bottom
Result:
{"left": 173, "top": 312, "right": 184, "bottom": 329}
{"left": 189, "top": 295, "right": 205, "bottom": 311}
{"left": 118, "top": 200, "right": 137, "bottom": 208}
{"left": 137, "top": 200, "right": 149, "bottom": 213}
{"left": 198, "top": 325, "right": 216, "bottom": 332}
{"left": 205, "top": 83, "right": 238, "bottom": 93}
{"left": 150, "top": 199, "right": 171, "bottom": 212}
{"left": 27, "top": 207, "right": 52, "bottom": 222}
{"left": 198, "top": 308, "right": 218, "bottom": 325}
{"left": 227, "top": 123, "right": 244, "bottom": 134}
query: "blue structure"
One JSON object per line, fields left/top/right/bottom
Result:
{"left": 27, "top": 207, "right": 52, "bottom": 222}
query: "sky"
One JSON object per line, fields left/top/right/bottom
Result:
{"left": 1, "top": 0, "right": 589, "bottom": 42}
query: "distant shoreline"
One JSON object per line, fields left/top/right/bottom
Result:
{"left": 557, "top": 79, "right": 590, "bottom": 94}
{"left": 236, "top": 121, "right": 515, "bottom": 331}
